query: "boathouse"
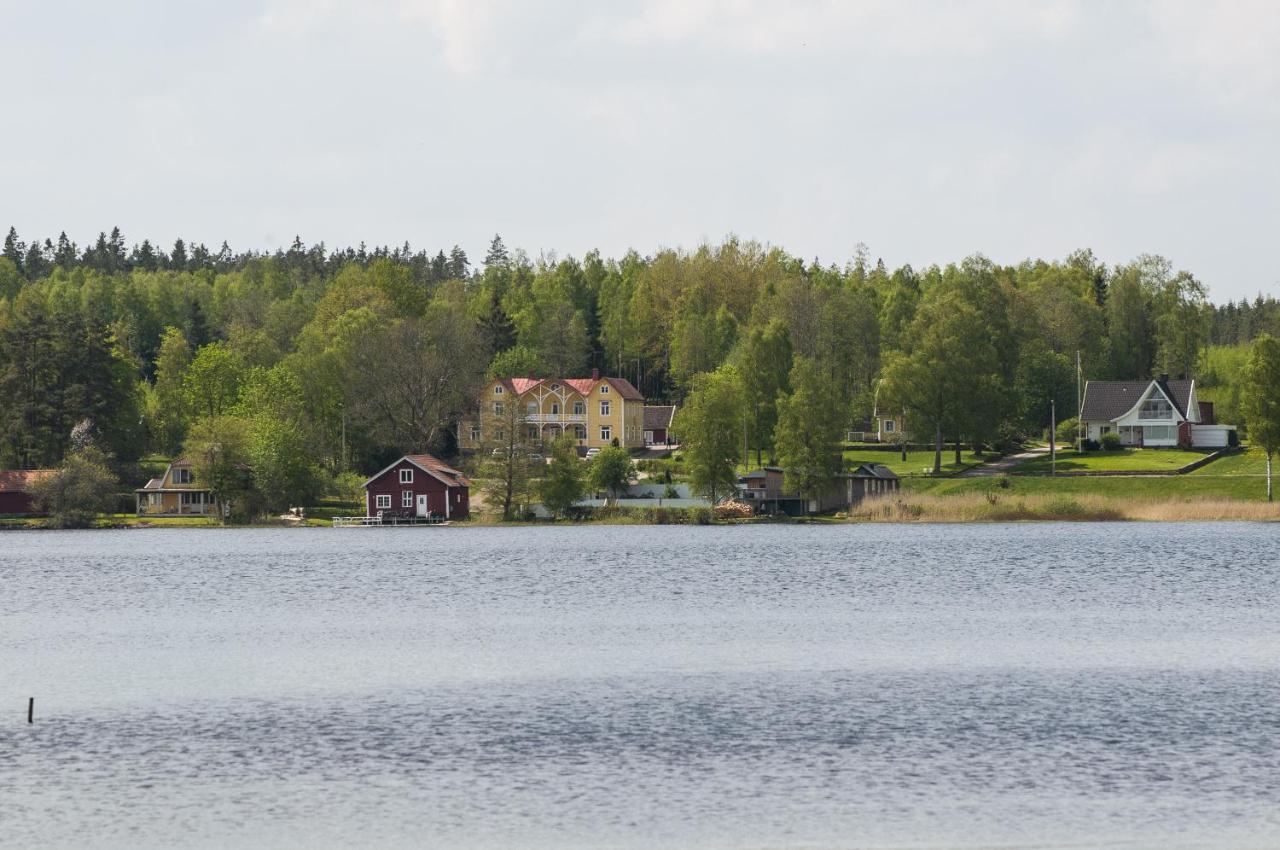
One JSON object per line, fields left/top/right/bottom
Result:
{"left": 363, "top": 453, "right": 470, "bottom": 520}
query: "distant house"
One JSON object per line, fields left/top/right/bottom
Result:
{"left": 1079, "top": 375, "right": 1236, "bottom": 448}
{"left": 643, "top": 405, "right": 676, "bottom": 446}
{"left": 363, "top": 453, "right": 470, "bottom": 520}
{"left": 736, "top": 463, "right": 900, "bottom": 516}
{"left": 135, "top": 458, "right": 217, "bottom": 517}
{"left": 847, "top": 405, "right": 906, "bottom": 444}
{"left": 460, "top": 370, "right": 647, "bottom": 452}
{"left": 0, "top": 469, "right": 54, "bottom": 515}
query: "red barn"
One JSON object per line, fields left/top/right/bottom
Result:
{"left": 0, "top": 469, "right": 54, "bottom": 516}
{"left": 363, "top": 454, "right": 470, "bottom": 521}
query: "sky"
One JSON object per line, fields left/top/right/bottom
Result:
{"left": 2, "top": 0, "right": 1278, "bottom": 301}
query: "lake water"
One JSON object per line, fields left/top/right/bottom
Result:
{"left": 2, "top": 523, "right": 1279, "bottom": 849}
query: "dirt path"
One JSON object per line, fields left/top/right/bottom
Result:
{"left": 959, "top": 446, "right": 1050, "bottom": 478}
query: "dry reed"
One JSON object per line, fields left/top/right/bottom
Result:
{"left": 849, "top": 492, "right": 1280, "bottom": 523}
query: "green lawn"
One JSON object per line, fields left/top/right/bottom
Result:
{"left": 1188, "top": 446, "right": 1270, "bottom": 476}
{"left": 905, "top": 473, "right": 1269, "bottom": 501}
{"left": 1012, "top": 447, "right": 1210, "bottom": 474}
{"left": 842, "top": 447, "right": 987, "bottom": 477}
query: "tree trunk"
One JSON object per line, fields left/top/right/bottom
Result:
{"left": 933, "top": 422, "right": 942, "bottom": 474}
{"left": 1259, "top": 450, "right": 1269, "bottom": 504}
{"left": 954, "top": 434, "right": 961, "bottom": 466}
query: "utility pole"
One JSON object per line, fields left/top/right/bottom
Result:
{"left": 1076, "top": 350, "right": 1083, "bottom": 452}
{"left": 1050, "top": 398, "right": 1057, "bottom": 476}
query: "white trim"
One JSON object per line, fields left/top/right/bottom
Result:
{"left": 1110, "top": 380, "right": 1186, "bottom": 424}
{"left": 362, "top": 456, "right": 460, "bottom": 489}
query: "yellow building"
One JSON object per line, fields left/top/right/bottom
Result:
{"left": 461, "top": 372, "right": 646, "bottom": 451}
{"left": 135, "top": 458, "right": 218, "bottom": 517}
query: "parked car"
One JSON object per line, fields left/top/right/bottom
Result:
{"left": 584, "top": 447, "right": 601, "bottom": 461}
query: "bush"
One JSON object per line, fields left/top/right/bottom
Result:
{"left": 1100, "top": 432, "right": 1122, "bottom": 451}
{"left": 1054, "top": 416, "right": 1080, "bottom": 445}
{"left": 1080, "top": 438, "right": 1101, "bottom": 451}
{"left": 30, "top": 447, "right": 119, "bottom": 528}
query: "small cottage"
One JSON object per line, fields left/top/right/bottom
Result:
{"left": 364, "top": 453, "right": 470, "bottom": 520}
{"left": 0, "top": 469, "right": 54, "bottom": 515}
{"left": 1080, "top": 375, "right": 1236, "bottom": 448}
{"left": 643, "top": 405, "right": 676, "bottom": 446}
{"left": 135, "top": 458, "right": 217, "bottom": 517}
{"left": 737, "top": 463, "right": 900, "bottom": 516}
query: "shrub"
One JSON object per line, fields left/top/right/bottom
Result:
{"left": 1100, "top": 432, "right": 1122, "bottom": 451}
{"left": 30, "top": 447, "right": 119, "bottom": 528}
{"left": 1042, "top": 496, "right": 1087, "bottom": 518}
{"left": 1054, "top": 416, "right": 1080, "bottom": 445}
{"left": 1081, "top": 438, "right": 1101, "bottom": 451}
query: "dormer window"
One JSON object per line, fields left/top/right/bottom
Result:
{"left": 599, "top": 384, "right": 610, "bottom": 394}
{"left": 173, "top": 468, "right": 192, "bottom": 485}
{"left": 494, "top": 385, "right": 504, "bottom": 395}
{"left": 1139, "top": 398, "right": 1173, "bottom": 420}
{"left": 400, "top": 468, "right": 414, "bottom": 484}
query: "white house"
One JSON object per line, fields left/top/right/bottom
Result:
{"left": 1079, "top": 375, "right": 1235, "bottom": 448}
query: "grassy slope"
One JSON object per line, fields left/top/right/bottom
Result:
{"left": 1013, "top": 447, "right": 1209, "bottom": 474}
{"left": 1188, "top": 447, "right": 1271, "bottom": 476}
{"left": 842, "top": 447, "right": 986, "bottom": 476}
{"left": 905, "top": 472, "right": 1268, "bottom": 501}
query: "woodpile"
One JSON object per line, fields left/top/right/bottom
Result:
{"left": 714, "top": 500, "right": 754, "bottom": 519}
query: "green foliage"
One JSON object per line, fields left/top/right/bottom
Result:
{"left": 1054, "top": 416, "right": 1080, "bottom": 444}
{"left": 1100, "top": 432, "right": 1122, "bottom": 451}
{"left": 774, "top": 357, "right": 845, "bottom": 507}
{"left": 674, "top": 365, "right": 744, "bottom": 502}
{"left": 330, "top": 471, "right": 366, "bottom": 505}
{"left": 184, "top": 414, "right": 253, "bottom": 520}
{"left": 1242, "top": 334, "right": 1280, "bottom": 500}
{"left": 538, "top": 436, "right": 584, "bottom": 518}
{"left": 29, "top": 445, "right": 119, "bottom": 527}
{"left": 183, "top": 341, "right": 245, "bottom": 418}
{"left": 587, "top": 445, "right": 632, "bottom": 500}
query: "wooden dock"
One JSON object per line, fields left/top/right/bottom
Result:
{"left": 331, "top": 515, "right": 449, "bottom": 527}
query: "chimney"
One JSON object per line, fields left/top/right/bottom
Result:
{"left": 1158, "top": 373, "right": 1169, "bottom": 383}
{"left": 591, "top": 367, "right": 600, "bottom": 380}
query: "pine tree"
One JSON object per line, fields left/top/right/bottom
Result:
{"left": 107, "top": 226, "right": 126, "bottom": 272}
{"left": 484, "top": 234, "right": 509, "bottom": 269}
{"left": 449, "top": 245, "right": 470, "bottom": 280}
{"left": 54, "top": 232, "right": 77, "bottom": 269}
{"left": 3, "top": 227, "right": 25, "bottom": 274}
{"left": 186, "top": 299, "right": 210, "bottom": 349}
{"left": 170, "top": 238, "right": 189, "bottom": 271}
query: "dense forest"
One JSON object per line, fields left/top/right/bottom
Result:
{"left": 1, "top": 225, "right": 1275, "bottom": 506}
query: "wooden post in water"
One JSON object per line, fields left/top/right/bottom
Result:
{"left": 27, "top": 697, "right": 33, "bottom": 723}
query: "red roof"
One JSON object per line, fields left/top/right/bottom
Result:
{"left": 404, "top": 453, "right": 470, "bottom": 487}
{"left": 496, "top": 375, "right": 643, "bottom": 400}
{"left": 0, "top": 469, "right": 53, "bottom": 493}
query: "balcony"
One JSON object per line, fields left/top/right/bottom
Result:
{"left": 525, "top": 413, "right": 588, "bottom": 424}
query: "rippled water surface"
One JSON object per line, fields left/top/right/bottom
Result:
{"left": 2, "top": 523, "right": 1279, "bottom": 849}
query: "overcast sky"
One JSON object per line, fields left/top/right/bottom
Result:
{"left": 3, "top": 1, "right": 1278, "bottom": 300}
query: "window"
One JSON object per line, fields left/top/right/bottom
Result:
{"left": 376, "top": 494, "right": 392, "bottom": 509}
{"left": 181, "top": 491, "right": 203, "bottom": 505}
{"left": 527, "top": 401, "right": 538, "bottom": 415}
{"left": 400, "top": 468, "right": 413, "bottom": 484}
{"left": 471, "top": 426, "right": 481, "bottom": 441}
{"left": 1139, "top": 398, "right": 1173, "bottom": 419}
{"left": 551, "top": 403, "right": 560, "bottom": 415}
{"left": 573, "top": 401, "right": 585, "bottom": 416}
{"left": 599, "top": 384, "right": 610, "bottom": 394}
{"left": 494, "top": 385, "right": 504, "bottom": 395}
{"left": 402, "top": 490, "right": 413, "bottom": 508}
{"left": 550, "top": 383, "right": 560, "bottom": 392}
{"left": 494, "top": 401, "right": 504, "bottom": 415}
{"left": 882, "top": 420, "right": 895, "bottom": 434}
{"left": 495, "top": 428, "right": 505, "bottom": 441}
{"left": 1144, "top": 425, "right": 1175, "bottom": 441}
{"left": 600, "top": 426, "right": 612, "bottom": 442}
{"left": 528, "top": 426, "right": 539, "bottom": 440}
{"left": 575, "top": 425, "right": 587, "bottom": 440}
{"left": 600, "top": 400, "right": 611, "bottom": 416}
{"left": 173, "top": 468, "right": 192, "bottom": 484}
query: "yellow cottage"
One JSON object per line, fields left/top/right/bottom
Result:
{"left": 461, "top": 371, "right": 646, "bottom": 451}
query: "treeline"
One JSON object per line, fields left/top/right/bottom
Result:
{"left": 0, "top": 225, "right": 1258, "bottom": 508}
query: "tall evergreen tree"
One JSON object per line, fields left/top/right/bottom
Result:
{"left": 3, "top": 227, "right": 24, "bottom": 274}
{"left": 484, "top": 234, "right": 510, "bottom": 269}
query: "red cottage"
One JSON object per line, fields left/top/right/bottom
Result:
{"left": 363, "top": 454, "right": 470, "bottom": 521}
{"left": 0, "top": 469, "right": 54, "bottom": 516}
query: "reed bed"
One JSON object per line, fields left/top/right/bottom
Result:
{"left": 849, "top": 492, "right": 1280, "bottom": 523}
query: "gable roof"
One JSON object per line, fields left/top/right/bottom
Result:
{"left": 495, "top": 375, "right": 645, "bottom": 401}
{"left": 850, "top": 463, "right": 900, "bottom": 480}
{"left": 363, "top": 453, "right": 470, "bottom": 489}
{"left": 644, "top": 405, "right": 676, "bottom": 430}
{"left": 1080, "top": 378, "right": 1193, "bottom": 421}
{"left": 0, "top": 469, "right": 53, "bottom": 493}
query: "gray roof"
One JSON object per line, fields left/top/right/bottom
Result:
{"left": 1080, "top": 378, "right": 1191, "bottom": 421}
{"left": 643, "top": 405, "right": 676, "bottom": 430}
{"left": 850, "top": 463, "right": 900, "bottom": 480}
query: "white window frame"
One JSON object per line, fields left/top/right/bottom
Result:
{"left": 402, "top": 490, "right": 413, "bottom": 508}
{"left": 882, "top": 419, "right": 895, "bottom": 434}
{"left": 600, "top": 400, "right": 611, "bottom": 416}
{"left": 575, "top": 425, "right": 587, "bottom": 440}
{"left": 375, "top": 494, "right": 392, "bottom": 509}
{"left": 494, "top": 401, "right": 504, "bottom": 415}
{"left": 400, "top": 468, "right": 413, "bottom": 484}
{"left": 493, "top": 385, "right": 504, "bottom": 395}
{"left": 600, "top": 426, "right": 612, "bottom": 442}
{"left": 599, "top": 384, "right": 610, "bottom": 394}
{"left": 471, "top": 426, "right": 481, "bottom": 441}
{"left": 173, "top": 468, "right": 192, "bottom": 484}
{"left": 573, "top": 401, "right": 585, "bottom": 416}
{"left": 527, "top": 401, "right": 538, "bottom": 415}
